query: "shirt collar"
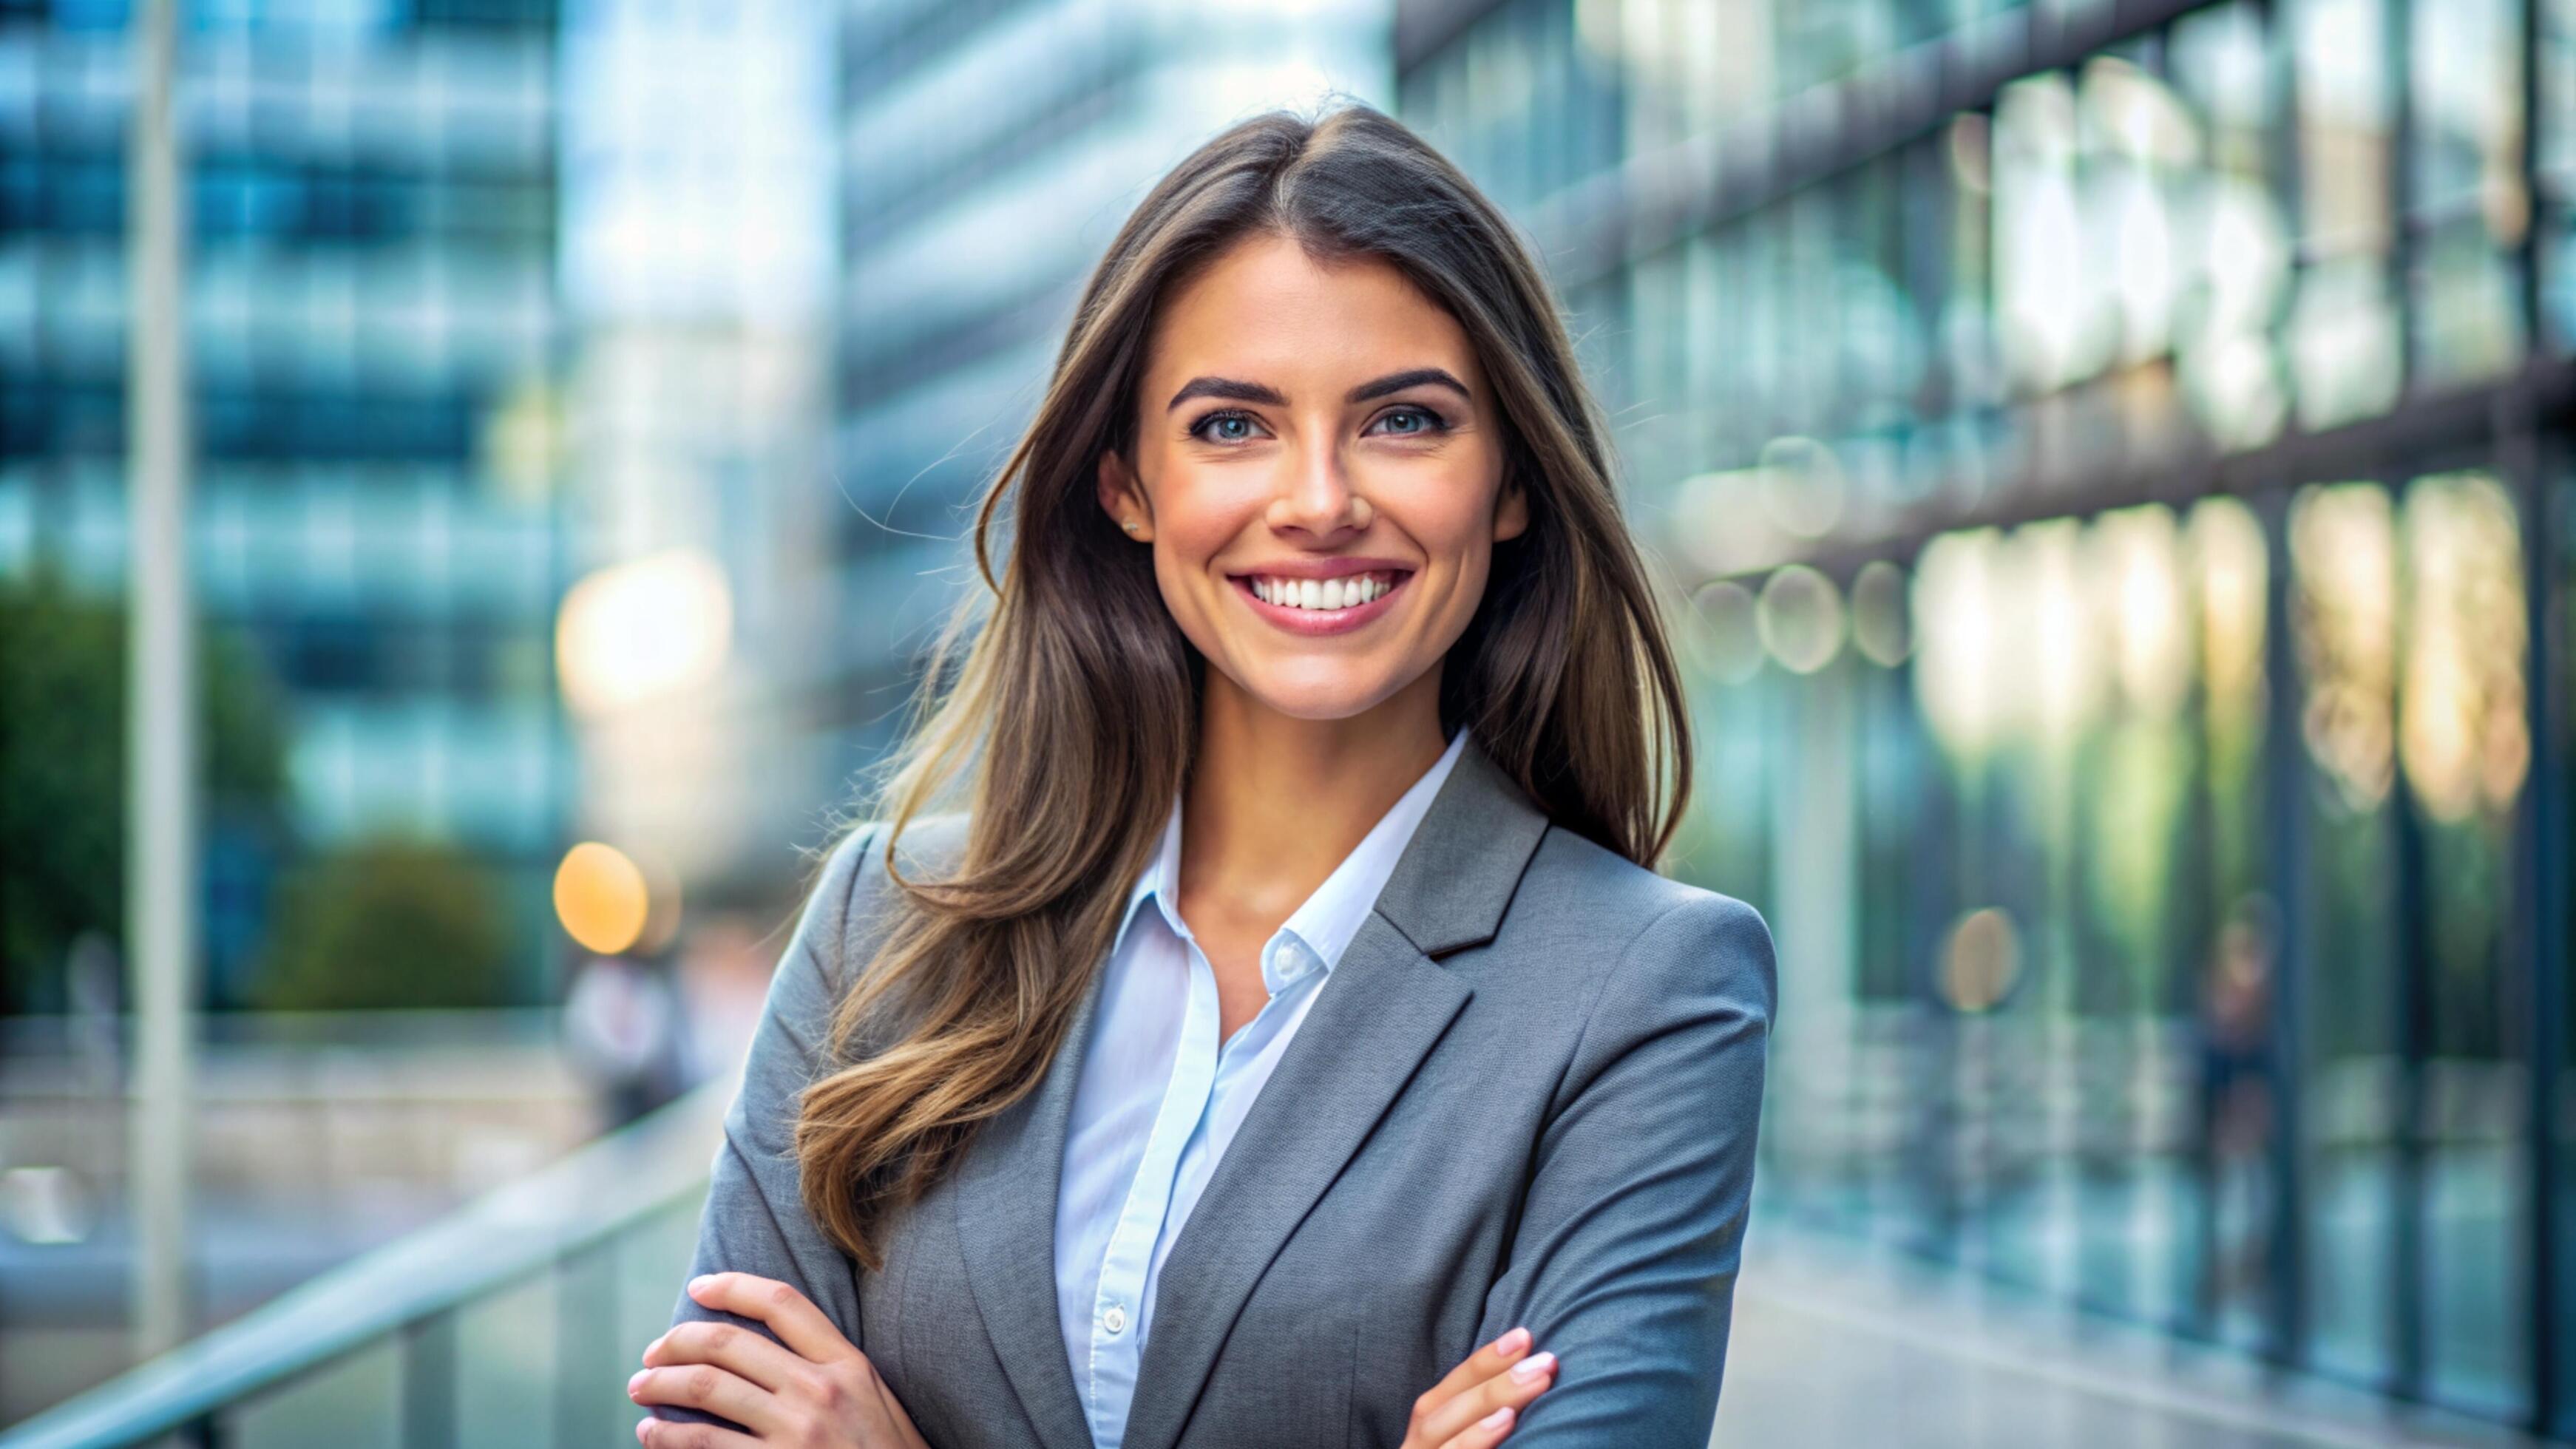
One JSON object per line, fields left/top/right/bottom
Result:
{"left": 1114, "top": 726, "right": 1470, "bottom": 991}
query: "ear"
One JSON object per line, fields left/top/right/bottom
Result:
{"left": 1492, "top": 470, "right": 1530, "bottom": 543}
{"left": 1097, "top": 449, "right": 1150, "bottom": 539}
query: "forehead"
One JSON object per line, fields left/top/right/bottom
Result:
{"left": 1143, "top": 234, "right": 1482, "bottom": 393}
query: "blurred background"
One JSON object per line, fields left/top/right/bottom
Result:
{"left": 1, "top": 0, "right": 2572, "bottom": 1444}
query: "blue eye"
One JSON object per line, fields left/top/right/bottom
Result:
{"left": 1187, "top": 404, "right": 1449, "bottom": 444}
{"left": 1184, "top": 412, "right": 1267, "bottom": 445}
{"left": 1370, "top": 405, "right": 1448, "bottom": 437}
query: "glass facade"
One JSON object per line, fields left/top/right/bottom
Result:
{"left": 548, "top": 0, "right": 841, "bottom": 894}
{"left": 1401, "top": 0, "right": 2576, "bottom": 1431}
{"left": 0, "top": 0, "right": 572, "bottom": 1001}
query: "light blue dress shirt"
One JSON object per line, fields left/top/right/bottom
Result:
{"left": 1051, "top": 725, "right": 1468, "bottom": 1449}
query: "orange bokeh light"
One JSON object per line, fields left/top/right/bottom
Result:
{"left": 554, "top": 841, "right": 650, "bottom": 955}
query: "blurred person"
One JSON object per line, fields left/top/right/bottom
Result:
{"left": 2194, "top": 898, "right": 2279, "bottom": 1320}
{"left": 675, "top": 912, "right": 780, "bottom": 1087}
{"left": 632, "top": 101, "right": 1777, "bottom": 1449}
{"left": 563, "top": 949, "right": 686, "bottom": 1130}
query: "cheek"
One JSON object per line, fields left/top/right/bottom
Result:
{"left": 1382, "top": 442, "right": 1502, "bottom": 524}
{"left": 1390, "top": 472, "right": 1507, "bottom": 568}
{"left": 1149, "top": 461, "right": 1266, "bottom": 553}
{"left": 1416, "top": 483, "right": 1511, "bottom": 631}
{"left": 1143, "top": 472, "right": 1257, "bottom": 623}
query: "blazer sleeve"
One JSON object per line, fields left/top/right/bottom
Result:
{"left": 1474, "top": 891, "right": 1777, "bottom": 1447}
{"left": 650, "top": 821, "right": 884, "bottom": 1431}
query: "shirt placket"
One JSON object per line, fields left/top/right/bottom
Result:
{"left": 1212, "top": 934, "right": 1308, "bottom": 1084}
{"left": 1084, "top": 920, "right": 1223, "bottom": 1448}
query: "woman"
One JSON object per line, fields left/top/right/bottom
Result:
{"left": 628, "top": 101, "right": 1776, "bottom": 1449}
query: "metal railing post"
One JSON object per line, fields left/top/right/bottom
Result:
{"left": 123, "top": 0, "right": 199, "bottom": 1367}
{"left": 401, "top": 1314, "right": 458, "bottom": 1449}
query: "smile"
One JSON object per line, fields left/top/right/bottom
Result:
{"left": 1227, "top": 569, "right": 1414, "bottom": 636}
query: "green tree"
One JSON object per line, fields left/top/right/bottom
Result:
{"left": 253, "top": 837, "right": 515, "bottom": 1011}
{"left": 0, "top": 569, "right": 288, "bottom": 1015}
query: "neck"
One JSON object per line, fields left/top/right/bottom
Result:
{"left": 1179, "top": 666, "right": 1449, "bottom": 927}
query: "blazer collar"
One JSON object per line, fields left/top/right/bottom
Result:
{"left": 948, "top": 729, "right": 1551, "bottom": 1449}
{"left": 1366, "top": 728, "right": 1552, "bottom": 957}
{"left": 1115, "top": 723, "right": 1473, "bottom": 994}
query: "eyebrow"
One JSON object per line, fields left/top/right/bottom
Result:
{"left": 1164, "top": 367, "right": 1472, "bottom": 413}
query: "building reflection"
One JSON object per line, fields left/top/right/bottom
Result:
{"left": 1398, "top": 0, "right": 2576, "bottom": 1431}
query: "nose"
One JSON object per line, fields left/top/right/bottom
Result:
{"left": 1264, "top": 432, "right": 1369, "bottom": 541}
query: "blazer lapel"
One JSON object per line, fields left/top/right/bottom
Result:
{"left": 1116, "top": 733, "right": 1552, "bottom": 1449}
{"left": 953, "top": 952, "right": 1109, "bottom": 1449}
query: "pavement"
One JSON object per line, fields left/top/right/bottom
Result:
{"left": 1715, "top": 1226, "right": 2547, "bottom": 1448}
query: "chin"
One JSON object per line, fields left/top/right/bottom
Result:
{"left": 1229, "top": 666, "right": 1406, "bottom": 723}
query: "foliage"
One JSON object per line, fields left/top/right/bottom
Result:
{"left": 0, "top": 569, "right": 288, "bottom": 1014}
{"left": 251, "top": 837, "right": 515, "bottom": 1011}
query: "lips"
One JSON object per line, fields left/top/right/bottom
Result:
{"left": 1243, "top": 570, "right": 1401, "bottom": 609}
{"left": 1227, "top": 568, "right": 1413, "bottom": 637}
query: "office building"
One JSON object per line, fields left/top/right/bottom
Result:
{"left": 0, "top": 0, "right": 571, "bottom": 1000}
{"left": 1402, "top": 0, "right": 2576, "bottom": 1431}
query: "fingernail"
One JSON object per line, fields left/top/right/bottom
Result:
{"left": 1479, "top": 1405, "right": 1514, "bottom": 1431}
{"left": 643, "top": 1334, "right": 664, "bottom": 1360}
{"left": 688, "top": 1275, "right": 714, "bottom": 1293}
{"left": 1510, "top": 1351, "right": 1555, "bottom": 1385}
{"left": 627, "top": 1369, "right": 648, "bottom": 1395}
{"left": 1493, "top": 1326, "right": 1530, "bottom": 1357}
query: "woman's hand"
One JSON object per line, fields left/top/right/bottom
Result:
{"left": 628, "top": 1272, "right": 931, "bottom": 1448}
{"left": 1400, "top": 1324, "right": 1557, "bottom": 1448}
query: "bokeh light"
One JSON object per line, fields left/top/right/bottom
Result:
{"left": 555, "top": 548, "right": 734, "bottom": 719}
{"left": 2291, "top": 483, "right": 2399, "bottom": 812}
{"left": 1848, "top": 560, "right": 1911, "bottom": 667}
{"left": 1756, "top": 564, "right": 1845, "bottom": 675}
{"left": 1685, "top": 578, "right": 1766, "bottom": 684}
{"left": 2188, "top": 495, "right": 2271, "bottom": 749}
{"left": 1914, "top": 529, "right": 2003, "bottom": 759}
{"left": 2400, "top": 471, "right": 2529, "bottom": 821}
{"left": 553, "top": 841, "right": 651, "bottom": 956}
{"left": 1940, "top": 907, "right": 2021, "bottom": 1013}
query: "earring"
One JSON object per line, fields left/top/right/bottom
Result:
{"left": 1122, "top": 518, "right": 1142, "bottom": 535}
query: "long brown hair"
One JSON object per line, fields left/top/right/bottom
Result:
{"left": 795, "top": 100, "right": 1694, "bottom": 1270}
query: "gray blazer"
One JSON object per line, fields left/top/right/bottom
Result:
{"left": 661, "top": 733, "right": 1777, "bottom": 1448}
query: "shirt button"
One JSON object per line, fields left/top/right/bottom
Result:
{"left": 1273, "top": 945, "right": 1295, "bottom": 971}
{"left": 1103, "top": 1304, "right": 1128, "bottom": 1334}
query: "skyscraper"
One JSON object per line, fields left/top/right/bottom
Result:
{"left": 0, "top": 0, "right": 572, "bottom": 1000}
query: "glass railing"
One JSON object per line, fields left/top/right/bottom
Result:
{"left": 0, "top": 1079, "right": 728, "bottom": 1449}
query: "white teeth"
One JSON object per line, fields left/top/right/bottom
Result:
{"left": 1252, "top": 572, "right": 1395, "bottom": 610}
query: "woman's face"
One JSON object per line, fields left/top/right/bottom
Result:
{"left": 1097, "top": 233, "right": 1526, "bottom": 724}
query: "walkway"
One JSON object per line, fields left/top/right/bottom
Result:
{"left": 1717, "top": 1228, "right": 2546, "bottom": 1448}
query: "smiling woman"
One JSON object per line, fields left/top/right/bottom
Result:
{"left": 636, "top": 100, "right": 1775, "bottom": 1449}
{"left": 1101, "top": 237, "right": 1524, "bottom": 685}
